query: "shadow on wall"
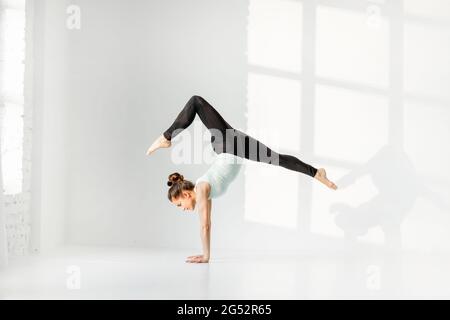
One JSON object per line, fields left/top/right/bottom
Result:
{"left": 243, "top": 0, "right": 450, "bottom": 255}
{"left": 332, "top": 144, "right": 450, "bottom": 249}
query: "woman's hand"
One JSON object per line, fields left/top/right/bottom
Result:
{"left": 186, "top": 254, "right": 209, "bottom": 263}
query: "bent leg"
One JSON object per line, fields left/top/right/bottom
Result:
{"left": 163, "top": 95, "right": 233, "bottom": 142}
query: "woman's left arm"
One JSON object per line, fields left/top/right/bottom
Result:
{"left": 199, "top": 198, "right": 212, "bottom": 262}
{"left": 186, "top": 185, "right": 211, "bottom": 263}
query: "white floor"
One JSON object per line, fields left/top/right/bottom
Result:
{"left": 1, "top": 246, "right": 450, "bottom": 299}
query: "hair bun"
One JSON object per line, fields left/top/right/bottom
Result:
{"left": 167, "top": 172, "right": 184, "bottom": 187}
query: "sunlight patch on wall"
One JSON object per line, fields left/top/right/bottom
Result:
{"left": 316, "top": 5, "right": 389, "bottom": 88}
{"left": 247, "top": 0, "right": 302, "bottom": 73}
{"left": 404, "top": 100, "right": 450, "bottom": 181}
{"left": 404, "top": 21, "right": 450, "bottom": 101}
{"left": 402, "top": 186, "right": 450, "bottom": 252}
{"left": 314, "top": 84, "right": 389, "bottom": 164}
{"left": 244, "top": 72, "right": 302, "bottom": 229}
{"left": 404, "top": 0, "right": 450, "bottom": 20}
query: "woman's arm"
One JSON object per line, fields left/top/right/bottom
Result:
{"left": 186, "top": 183, "right": 211, "bottom": 263}
{"left": 199, "top": 198, "right": 212, "bottom": 260}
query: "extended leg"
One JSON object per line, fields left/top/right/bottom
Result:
{"left": 227, "top": 130, "right": 337, "bottom": 188}
{"left": 225, "top": 129, "right": 318, "bottom": 178}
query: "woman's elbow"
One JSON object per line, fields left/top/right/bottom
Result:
{"left": 201, "top": 224, "right": 211, "bottom": 231}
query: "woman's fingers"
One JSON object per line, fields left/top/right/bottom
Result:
{"left": 186, "top": 256, "right": 209, "bottom": 263}
{"left": 187, "top": 255, "right": 202, "bottom": 259}
{"left": 186, "top": 255, "right": 203, "bottom": 262}
{"left": 186, "top": 254, "right": 209, "bottom": 263}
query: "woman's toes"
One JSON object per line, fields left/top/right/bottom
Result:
{"left": 315, "top": 168, "right": 337, "bottom": 190}
{"left": 146, "top": 135, "right": 171, "bottom": 155}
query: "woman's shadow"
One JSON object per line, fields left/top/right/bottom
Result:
{"left": 331, "top": 144, "right": 449, "bottom": 249}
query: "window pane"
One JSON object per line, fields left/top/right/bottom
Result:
{"left": 0, "top": 3, "right": 26, "bottom": 195}
{"left": 0, "top": 7, "right": 25, "bottom": 103}
{"left": 1, "top": 102, "right": 24, "bottom": 195}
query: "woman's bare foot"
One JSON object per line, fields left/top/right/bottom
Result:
{"left": 146, "top": 134, "right": 171, "bottom": 155}
{"left": 314, "top": 168, "right": 338, "bottom": 190}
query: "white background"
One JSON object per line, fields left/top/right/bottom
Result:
{"left": 31, "top": 0, "right": 450, "bottom": 258}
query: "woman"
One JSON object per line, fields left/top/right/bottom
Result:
{"left": 147, "top": 95, "right": 337, "bottom": 263}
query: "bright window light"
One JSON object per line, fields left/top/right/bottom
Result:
{"left": 244, "top": 72, "right": 302, "bottom": 229}
{"left": 0, "top": 1, "right": 26, "bottom": 195}
{"left": 247, "top": 0, "right": 303, "bottom": 73}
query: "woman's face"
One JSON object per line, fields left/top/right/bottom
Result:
{"left": 172, "top": 191, "right": 196, "bottom": 211}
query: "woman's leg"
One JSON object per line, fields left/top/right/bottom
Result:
{"left": 164, "top": 95, "right": 318, "bottom": 178}
{"left": 225, "top": 128, "right": 318, "bottom": 178}
{"left": 147, "top": 95, "right": 230, "bottom": 155}
{"left": 163, "top": 95, "right": 233, "bottom": 141}
{"left": 228, "top": 130, "right": 336, "bottom": 188}
{"left": 148, "top": 95, "right": 336, "bottom": 188}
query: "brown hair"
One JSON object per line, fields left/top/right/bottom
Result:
{"left": 167, "top": 172, "right": 195, "bottom": 201}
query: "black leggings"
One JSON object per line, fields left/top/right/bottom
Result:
{"left": 163, "top": 95, "right": 318, "bottom": 178}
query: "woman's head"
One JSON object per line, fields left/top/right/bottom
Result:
{"left": 167, "top": 172, "right": 196, "bottom": 211}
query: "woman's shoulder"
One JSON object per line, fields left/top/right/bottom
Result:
{"left": 195, "top": 180, "right": 211, "bottom": 191}
{"left": 195, "top": 181, "right": 212, "bottom": 200}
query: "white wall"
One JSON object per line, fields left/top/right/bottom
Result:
{"left": 31, "top": 0, "right": 70, "bottom": 253}
{"left": 33, "top": 0, "right": 450, "bottom": 255}
{"left": 63, "top": 0, "right": 248, "bottom": 249}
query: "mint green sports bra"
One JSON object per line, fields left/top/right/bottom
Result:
{"left": 194, "top": 153, "right": 243, "bottom": 200}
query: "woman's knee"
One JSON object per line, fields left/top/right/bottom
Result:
{"left": 190, "top": 95, "right": 208, "bottom": 114}
{"left": 191, "top": 95, "right": 204, "bottom": 102}
{"left": 188, "top": 95, "right": 202, "bottom": 110}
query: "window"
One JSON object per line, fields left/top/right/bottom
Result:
{"left": 0, "top": 0, "right": 31, "bottom": 256}
{"left": 0, "top": 0, "right": 26, "bottom": 195}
